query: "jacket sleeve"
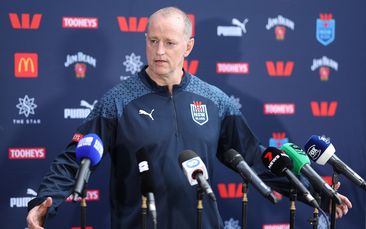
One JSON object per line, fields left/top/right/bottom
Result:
{"left": 28, "top": 93, "right": 118, "bottom": 216}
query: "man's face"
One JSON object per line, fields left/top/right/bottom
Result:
{"left": 146, "top": 14, "right": 193, "bottom": 78}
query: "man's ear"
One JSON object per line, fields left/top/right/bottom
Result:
{"left": 184, "top": 38, "right": 195, "bottom": 57}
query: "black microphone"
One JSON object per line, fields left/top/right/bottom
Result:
{"left": 178, "top": 150, "right": 216, "bottom": 201}
{"left": 73, "top": 133, "right": 104, "bottom": 201}
{"left": 222, "top": 149, "right": 278, "bottom": 204}
{"left": 262, "top": 147, "right": 320, "bottom": 209}
{"left": 136, "top": 148, "right": 157, "bottom": 225}
{"left": 281, "top": 143, "right": 342, "bottom": 205}
{"left": 304, "top": 135, "right": 366, "bottom": 191}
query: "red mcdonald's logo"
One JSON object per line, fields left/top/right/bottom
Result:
{"left": 9, "top": 13, "right": 42, "bottom": 29}
{"left": 266, "top": 61, "right": 294, "bottom": 77}
{"left": 310, "top": 101, "right": 338, "bottom": 117}
{"left": 14, "top": 53, "right": 38, "bottom": 78}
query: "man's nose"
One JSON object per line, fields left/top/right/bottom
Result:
{"left": 156, "top": 41, "right": 165, "bottom": 55}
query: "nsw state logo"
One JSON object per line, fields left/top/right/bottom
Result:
{"left": 190, "top": 101, "right": 208, "bottom": 125}
{"left": 316, "top": 13, "right": 335, "bottom": 46}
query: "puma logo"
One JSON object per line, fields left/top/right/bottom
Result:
{"left": 139, "top": 109, "right": 154, "bottom": 120}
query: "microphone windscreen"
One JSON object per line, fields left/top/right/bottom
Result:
{"left": 136, "top": 147, "right": 155, "bottom": 194}
{"left": 262, "top": 147, "right": 292, "bottom": 176}
{"left": 223, "top": 149, "right": 243, "bottom": 168}
{"left": 76, "top": 133, "right": 103, "bottom": 166}
{"left": 178, "top": 150, "right": 197, "bottom": 166}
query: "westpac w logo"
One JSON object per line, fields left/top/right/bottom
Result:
{"left": 266, "top": 61, "right": 294, "bottom": 77}
{"left": 310, "top": 101, "right": 338, "bottom": 117}
{"left": 117, "top": 16, "right": 148, "bottom": 32}
{"left": 183, "top": 60, "right": 199, "bottom": 75}
{"left": 190, "top": 101, "right": 208, "bottom": 125}
{"left": 9, "top": 13, "right": 42, "bottom": 29}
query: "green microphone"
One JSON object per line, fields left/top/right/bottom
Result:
{"left": 281, "top": 143, "right": 342, "bottom": 205}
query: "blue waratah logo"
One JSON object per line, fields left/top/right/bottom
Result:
{"left": 316, "top": 13, "right": 335, "bottom": 46}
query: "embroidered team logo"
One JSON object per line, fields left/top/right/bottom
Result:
{"left": 190, "top": 101, "right": 208, "bottom": 125}
{"left": 316, "top": 13, "right": 335, "bottom": 46}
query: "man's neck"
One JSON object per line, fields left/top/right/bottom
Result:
{"left": 146, "top": 67, "right": 183, "bottom": 94}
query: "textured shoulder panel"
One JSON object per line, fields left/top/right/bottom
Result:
{"left": 185, "top": 76, "right": 241, "bottom": 118}
{"left": 85, "top": 77, "right": 152, "bottom": 121}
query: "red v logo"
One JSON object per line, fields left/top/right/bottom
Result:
{"left": 217, "top": 183, "right": 242, "bottom": 198}
{"left": 311, "top": 101, "right": 338, "bottom": 117}
{"left": 117, "top": 16, "right": 148, "bottom": 32}
{"left": 266, "top": 61, "right": 294, "bottom": 76}
{"left": 9, "top": 13, "right": 42, "bottom": 29}
{"left": 184, "top": 60, "right": 199, "bottom": 75}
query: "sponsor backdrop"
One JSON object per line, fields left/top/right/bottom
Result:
{"left": 1, "top": 0, "right": 365, "bottom": 228}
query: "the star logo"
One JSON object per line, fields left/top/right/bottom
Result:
{"left": 123, "top": 52, "right": 143, "bottom": 74}
{"left": 16, "top": 95, "right": 37, "bottom": 117}
{"left": 224, "top": 218, "right": 240, "bottom": 229}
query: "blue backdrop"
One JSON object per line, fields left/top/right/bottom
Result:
{"left": 1, "top": 0, "right": 365, "bottom": 228}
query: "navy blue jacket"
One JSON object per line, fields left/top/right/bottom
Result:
{"left": 28, "top": 67, "right": 290, "bottom": 228}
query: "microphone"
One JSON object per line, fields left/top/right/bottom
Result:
{"left": 73, "top": 133, "right": 104, "bottom": 201}
{"left": 304, "top": 135, "right": 366, "bottom": 191}
{"left": 281, "top": 143, "right": 342, "bottom": 205}
{"left": 136, "top": 148, "right": 157, "bottom": 225}
{"left": 261, "top": 147, "right": 320, "bottom": 209}
{"left": 178, "top": 150, "right": 216, "bottom": 201}
{"left": 223, "top": 149, "right": 278, "bottom": 204}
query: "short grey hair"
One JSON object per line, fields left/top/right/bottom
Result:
{"left": 147, "top": 6, "right": 192, "bottom": 40}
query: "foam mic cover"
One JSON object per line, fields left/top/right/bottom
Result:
{"left": 76, "top": 133, "right": 103, "bottom": 166}
{"left": 262, "top": 147, "right": 293, "bottom": 176}
{"left": 136, "top": 148, "right": 155, "bottom": 195}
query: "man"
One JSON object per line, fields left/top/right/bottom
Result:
{"left": 27, "top": 6, "right": 351, "bottom": 229}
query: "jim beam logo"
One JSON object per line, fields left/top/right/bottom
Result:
{"left": 190, "top": 101, "right": 208, "bottom": 125}
{"left": 266, "top": 15, "right": 295, "bottom": 40}
{"left": 64, "top": 52, "right": 96, "bottom": 78}
{"left": 311, "top": 56, "right": 338, "bottom": 81}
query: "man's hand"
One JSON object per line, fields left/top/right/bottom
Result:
{"left": 26, "top": 197, "right": 53, "bottom": 229}
{"left": 335, "top": 193, "right": 352, "bottom": 219}
{"left": 332, "top": 182, "right": 352, "bottom": 219}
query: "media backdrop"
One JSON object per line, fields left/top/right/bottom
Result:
{"left": 1, "top": 0, "right": 365, "bottom": 228}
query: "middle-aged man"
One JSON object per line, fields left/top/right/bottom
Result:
{"left": 27, "top": 6, "right": 352, "bottom": 229}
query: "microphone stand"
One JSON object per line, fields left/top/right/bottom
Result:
{"left": 80, "top": 188, "right": 87, "bottom": 229}
{"left": 289, "top": 188, "right": 297, "bottom": 229}
{"left": 331, "top": 171, "right": 339, "bottom": 229}
{"left": 141, "top": 195, "right": 148, "bottom": 229}
{"left": 241, "top": 181, "right": 248, "bottom": 229}
{"left": 309, "top": 192, "right": 321, "bottom": 229}
{"left": 197, "top": 187, "right": 204, "bottom": 229}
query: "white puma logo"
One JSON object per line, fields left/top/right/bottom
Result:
{"left": 139, "top": 109, "right": 154, "bottom": 120}
{"left": 80, "top": 100, "right": 98, "bottom": 110}
{"left": 232, "top": 18, "right": 249, "bottom": 33}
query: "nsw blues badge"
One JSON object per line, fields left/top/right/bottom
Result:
{"left": 316, "top": 13, "right": 335, "bottom": 46}
{"left": 190, "top": 101, "right": 208, "bottom": 125}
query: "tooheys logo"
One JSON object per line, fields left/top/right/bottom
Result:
{"left": 8, "top": 148, "right": 46, "bottom": 159}
{"left": 269, "top": 132, "right": 289, "bottom": 148}
{"left": 10, "top": 188, "right": 37, "bottom": 208}
{"left": 263, "top": 224, "right": 290, "bottom": 229}
{"left": 66, "top": 190, "right": 100, "bottom": 202}
{"left": 216, "top": 62, "right": 249, "bottom": 74}
{"left": 183, "top": 60, "right": 199, "bottom": 75}
{"left": 311, "top": 56, "right": 338, "bottom": 81}
{"left": 266, "top": 61, "right": 294, "bottom": 77}
{"left": 14, "top": 53, "right": 38, "bottom": 78}
{"left": 62, "top": 17, "right": 98, "bottom": 29}
{"left": 217, "top": 183, "right": 242, "bottom": 198}
{"left": 310, "top": 101, "right": 338, "bottom": 117}
{"left": 264, "top": 103, "right": 295, "bottom": 115}
{"left": 9, "top": 13, "right": 42, "bottom": 29}
{"left": 266, "top": 15, "right": 295, "bottom": 40}
{"left": 117, "top": 14, "right": 195, "bottom": 36}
